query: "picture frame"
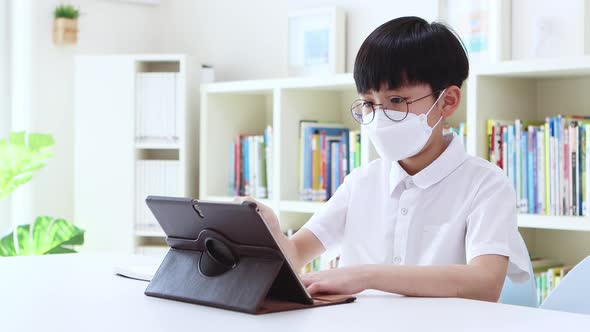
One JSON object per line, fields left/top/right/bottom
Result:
{"left": 510, "top": 0, "right": 587, "bottom": 60}
{"left": 287, "top": 7, "right": 346, "bottom": 76}
{"left": 438, "top": 0, "right": 511, "bottom": 64}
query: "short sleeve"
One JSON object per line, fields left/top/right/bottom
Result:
{"left": 301, "top": 170, "right": 354, "bottom": 252}
{"left": 465, "top": 172, "right": 531, "bottom": 283}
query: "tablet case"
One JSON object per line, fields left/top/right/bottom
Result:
{"left": 144, "top": 196, "right": 355, "bottom": 314}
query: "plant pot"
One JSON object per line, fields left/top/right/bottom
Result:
{"left": 53, "top": 18, "right": 78, "bottom": 46}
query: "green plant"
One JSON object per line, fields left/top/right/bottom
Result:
{"left": 0, "top": 132, "right": 54, "bottom": 200}
{"left": 0, "top": 217, "right": 84, "bottom": 256}
{"left": 0, "top": 132, "right": 85, "bottom": 256}
{"left": 53, "top": 4, "right": 80, "bottom": 19}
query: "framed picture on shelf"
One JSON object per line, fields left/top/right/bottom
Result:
{"left": 511, "top": 0, "right": 587, "bottom": 60}
{"left": 438, "top": 0, "right": 511, "bottom": 64}
{"left": 287, "top": 7, "right": 346, "bottom": 76}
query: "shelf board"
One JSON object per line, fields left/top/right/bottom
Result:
{"left": 201, "top": 73, "right": 354, "bottom": 94}
{"left": 279, "top": 200, "right": 324, "bottom": 214}
{"left": 135, "top": 230, "right": 166, "bottom": 237}
{"left": 253, "top": 203, "right": 590, "bottom": 231}
{"left": 518, "top": 214, "right": 590, "bottom": 232}
{"left": 202, "top": 195, "right": 273, "bottom": 208}
{"left": 475, "top": 56, "right": 590, "bottom": 78}
{"left": 135, "top": 139, "right": 180, "bottom": 150}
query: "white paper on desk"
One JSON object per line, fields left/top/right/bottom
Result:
{"left": 112, "top": 255, "right": 161, "bottom": 282}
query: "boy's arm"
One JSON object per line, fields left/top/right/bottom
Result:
{"left": 302, "top": 255, "right": 509, "bottom": 302}
{"left": 275, "top": 228, "right": 326, "bottom": 272}
{"left": 234, "top": 196, "right": 325, "bottom": 271}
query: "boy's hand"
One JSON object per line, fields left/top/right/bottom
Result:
{"left": 233, "top": 196, "right": 281, "bottom": 235}
{"left": 301, "top": 265, "right": 372, "bottom": 295}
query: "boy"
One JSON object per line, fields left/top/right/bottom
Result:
{"left": 237, "top": 16, "right": 530, "bottom": 301}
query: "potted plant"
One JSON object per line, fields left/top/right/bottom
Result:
{"left": 0, "top": 132, "right": 85, "bottom": 256}
{"left": 53, "top": 4, "right": 80, "bottom": 46}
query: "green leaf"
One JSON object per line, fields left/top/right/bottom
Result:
{"left": 54, "top": 4, "right": 80, "bottom": 19}
{"left": 0, "top": 132, "right": 55, "bottom": 201}
{"left": 0, "top": 216, "right": 85, "bottom": 256}
{"left": 0, "top": 232, "right": 17, "bottom": 256}
{"left": 46, "top": 246, "right": 78, "bottom": 254}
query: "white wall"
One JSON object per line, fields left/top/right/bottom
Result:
{"left": 10, "top": 0, "right": 160, "bottom": 228}
{"left": 155, "top": 0, "right": 438, "bottom": 80}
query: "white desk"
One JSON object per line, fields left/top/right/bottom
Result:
{"left": 1, "top": 254, "right": 589, "bottom": 332}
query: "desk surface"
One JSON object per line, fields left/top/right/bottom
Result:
{"left": 1, "top": 254, "right": 589, "bottom": 332}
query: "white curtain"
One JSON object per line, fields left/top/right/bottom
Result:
{"left": 0, "top": 0, "right": 9, "bottom": 135}
{"left": 0, "top": 0, "right": 10, "bottom": 232}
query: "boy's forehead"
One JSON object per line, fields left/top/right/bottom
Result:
{"left": 360, "top": 83, "right": 430, "bottom": 96}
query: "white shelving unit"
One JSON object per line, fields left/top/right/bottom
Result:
{"left": 74, "top": 54, "right": 198, "bottom": 255}
{"left": 469, "top": 56, "right": 590, "bottom": 266}
{"left": 201, "top": 58, "right": 590, "bottom": 267}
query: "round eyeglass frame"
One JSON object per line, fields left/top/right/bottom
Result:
{"left": 350, "top": 89, "right": 444, "bottom": 125}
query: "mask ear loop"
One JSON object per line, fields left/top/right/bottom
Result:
{"left": 425, "top": 88, "right": 447, "bottom": 129}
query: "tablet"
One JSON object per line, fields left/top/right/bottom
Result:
{"left": 145, "top": 196, "right": 314, "bottom": 306}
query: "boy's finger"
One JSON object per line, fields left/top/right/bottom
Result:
{"left": 307, "top": 282, "right": 325, "bottom": 295}
{"left": 300, "top": 276, "right": 317, "bottom": 287}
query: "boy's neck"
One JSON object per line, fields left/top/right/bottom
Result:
{"left": 398, "top": 134, "right": 449, "bottom": 176}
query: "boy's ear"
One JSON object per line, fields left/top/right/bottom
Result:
{"left": 441, "top": 85, "right": 461, "bottom": 117}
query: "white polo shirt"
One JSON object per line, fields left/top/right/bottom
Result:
{"left": 303, "top": 133, "right": 531, "bottom": 283}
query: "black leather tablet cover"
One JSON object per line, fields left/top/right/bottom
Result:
{"left": 143, "top": 196, "right": 356, "bottom": 314}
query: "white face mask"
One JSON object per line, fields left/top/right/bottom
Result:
{"left": 364, "top": 89, "right": 446, "bottom": 161}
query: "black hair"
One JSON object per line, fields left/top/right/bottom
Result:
{"left": 353, "top": 16, "right": 469, "bottom": 95}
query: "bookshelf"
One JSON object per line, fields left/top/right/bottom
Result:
{"left": 469, "top": 56, "right": 590, "bottom": 267}
{"left": 74, "top": 54, "right": 198, "bottom": 255}
{"left": 200, "top": 58, "right": 590, "bottom": 270}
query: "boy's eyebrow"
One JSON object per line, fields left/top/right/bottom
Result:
{"left": 359, "top": 93, "right": 374, "bottom": 100}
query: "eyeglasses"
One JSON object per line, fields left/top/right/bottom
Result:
{"left": 350, "top": 89, "right": 444, "bottom": 125}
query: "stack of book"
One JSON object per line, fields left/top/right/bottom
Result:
{"left": 532, "top": 257, "right": 573, "bottom": 305}
{"left": 228, "top": 126, "right": 273, "bottom": 198}
{"left": 135, "top": 72, "right": 178, "bottom": 144}
{"left": 487, "top": 116, "right": 590, "bottom": 215}
{"left": 301, "top": 255, "right": 341, "bottom": 274}
{"left": 135, "top": 160, "right": 180, "bottom": 232}
{"left": 443, "top": 122, "right": 466, "bottom": 148}
{"left": 299, "top": 121, "right": 360, "bottom": 202}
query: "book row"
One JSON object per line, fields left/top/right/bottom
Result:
{"left": 531, "top": 257, "right": 573, "bottom": 306}
{"left": 299, "top": 122, "right": 361, "bottom": 202}
{"left": 135, "top": 73, "right": 179, "bottom": 143}
{"left": 488, "top": 116, "right": 590, "bottom": 216}
{"left": 228, "top": 126, "right": 273, "bottom": 198}
{"left": 135, "top": 160, "right": 180, "bottom": 232}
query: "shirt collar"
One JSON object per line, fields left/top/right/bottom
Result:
{"left": 389, "top": 133, "right": 468, "bottom": 194}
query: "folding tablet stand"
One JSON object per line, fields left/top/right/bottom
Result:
{"left": 144, "top": 229, "right": 355, "bottom": 314}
